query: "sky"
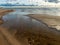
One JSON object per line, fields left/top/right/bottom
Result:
{"left": 0, "top": 0, "right": 60, "bottom": 6}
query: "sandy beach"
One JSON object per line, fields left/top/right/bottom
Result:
{"left": 27, "top": 14, "right": 60, "bottom": 30}
{"left": 0, "top": 9, "right": 14, "bottom": 16}
{"left": 0, "top": 9, "right": 15, "bottom": 45}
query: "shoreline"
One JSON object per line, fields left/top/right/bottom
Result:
{"left": 27, "top": 14, "right": 60, "bottom": 30}
{"left": 0, "top": 8, "right": 14, "bottom": 24}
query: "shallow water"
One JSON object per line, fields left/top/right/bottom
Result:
{"left": 2, "top": 11, "right": 47, "bottom": 28}
{"left": 1, "top": 9, "right": 51, "bottom": 32}
{"left": 0, "top": 8, "right": 59, "bottom": 38}
{"left": 1, "top": 8, "right": 59, "bottom": 29}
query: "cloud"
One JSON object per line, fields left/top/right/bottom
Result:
{"left": 46, "top": 0, "right": 59, "bottom": 3}
{"left": 0, "top": 0, "right": 60, "bottom": 7}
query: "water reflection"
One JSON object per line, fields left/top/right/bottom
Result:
{"left": 5, "top": 8, "right": 60, "bottom": 16}
{"left": 1, "top": 8, "right": 59, "bottom": 29}
{"left": 1, "top": 8, "right": 59, "bottom": 33}
{"left": 3, "top": 15, "right": 47, "bottom": 28}
{"left": 1, "top": 10, "right": 50, "bottom": 32}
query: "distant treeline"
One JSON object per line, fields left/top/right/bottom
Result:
{"left": 0, "top": 3, "right": 38, "bottom": 6}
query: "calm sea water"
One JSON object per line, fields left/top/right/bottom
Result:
{"left": 5, "top": 8, "right": 60, "bottom": 16}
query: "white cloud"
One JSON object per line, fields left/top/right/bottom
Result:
{"left": 0, "top": 0, "right": 60, "bottom": 7}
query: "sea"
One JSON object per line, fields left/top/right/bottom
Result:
{"left": 2, "top": 6, "right": 60, "bottom": 16}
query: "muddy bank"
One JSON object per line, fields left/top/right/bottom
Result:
{"left": 0, "top": 9, "right": 14, "bottom": 16}
{"left": 0, "top": 9, "right": 14, "bottom": 24}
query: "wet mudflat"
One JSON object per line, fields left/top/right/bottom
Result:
{"left": 27, "top": 14, "right": 60, "bottom": 30}
{"left": 0, "top": 10, "right": 60, "bottom": 45}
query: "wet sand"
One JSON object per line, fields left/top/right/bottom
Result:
{"left": 0, "top": 26, "right": 28, "bottom": 45}
{"left": 27, "top": 14, "right": 60, "bottom": 30}
{"left": 0, "top": 31, "right": 11, "bottom": 45}
{"left": 0, "top": 9, "right": 15, "bottom": 45}
{"left": 0, "top": 9, "right": 14, "bottom": 16}
{"left": 0, "top": 9, "right": 14, "bottom": 24}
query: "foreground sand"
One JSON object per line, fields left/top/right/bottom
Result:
{"left": 27, "top": 14, "right": 60, "bottom": 30}
{"left": 0, "top": 31, "right": 10, "bottom": 45}
{"left": 0, "top": 9, "right": 29, "bottom": 45}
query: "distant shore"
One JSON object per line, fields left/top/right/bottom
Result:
{"left": 0, "top": 6, "right": 59, "bottom": 9}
